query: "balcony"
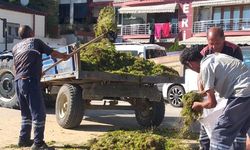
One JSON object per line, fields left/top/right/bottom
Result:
{"left": 117, "top": 23, "right": 178, "bottom": 37}
{"left": 193, "top": 18, "right": 250, "bottom": 34}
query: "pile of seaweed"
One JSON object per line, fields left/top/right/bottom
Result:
{"left": 180, "top": 91, "right": 203, "bottom": 137}
{"left": 79, "top": 7, "right": 178, "bottom": 77}
{"left": 88, "top": 129, "right": 197, "bottom": 150}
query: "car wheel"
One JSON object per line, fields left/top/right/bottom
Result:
{"left": 167, "top": 85, "right": 185, "bottom": 107}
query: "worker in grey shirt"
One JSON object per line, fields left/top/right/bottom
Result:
{"left": 180, "top": 48, "right": 250, "bottom": 150}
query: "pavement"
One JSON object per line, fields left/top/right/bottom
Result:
{"left": 0, "top": 103, "right": 199, "bottom": 149}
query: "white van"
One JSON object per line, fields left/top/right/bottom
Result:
{"left": 162, "top": 47, "right": 250, "bottom": 107}
{"left": 114, "top": 43, "right": 167, "bottom": 59}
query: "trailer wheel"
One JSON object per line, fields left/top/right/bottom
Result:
{"left": 0, "top": 59, "right": 18, "bottom": 109}
{"left": 56, "top": 84, "right": 84, "bottom": 129}
{"left": 135, "top": 100, "right": 165, "bottom": 127}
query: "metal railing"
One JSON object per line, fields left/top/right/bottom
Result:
{"left": 117, "top": 23, "right": 179, "bottom": 36}
{"left": 193, "top": 18, "right": 250, "bottom": 33}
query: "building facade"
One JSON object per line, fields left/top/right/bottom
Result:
{"left": 113, "top": 0, "right": 193, "bottom": 46}
{"left": 181, "top": 0, "right": 250, "bottom": 46}
{"left": 114, "top": 0, "right": 250, "bottom": 47}
{"left": 59, "top": 0, "right": 112, "bottom": 37}
{"left": 0, "top": 1, "right": 46, "bottom": 51}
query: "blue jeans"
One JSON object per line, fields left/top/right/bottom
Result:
{"left": 210, "top": 97, "right": 250, "bottom": 150}
{"left": 15, "top": 78, "right": 46, "bottom": 145}
{"left": 200, "top": 125, "right": 246, "bottom": 150}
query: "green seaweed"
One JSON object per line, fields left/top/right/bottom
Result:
{"left": 180, "top": 91, "right": 203, "bottom": 138}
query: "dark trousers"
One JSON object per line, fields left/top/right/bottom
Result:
{"left": 15, "top": 78, "right": 46, "bottom": 145}
{"left": 208, "top": 97, "right": 250, "bottom": 150}
{"left": 200, "top": 125, "right": 246, "bottom": 150}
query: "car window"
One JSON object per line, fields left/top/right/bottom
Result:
{"left": 118, "top": 50, "right": 138, "bottom": 57}
{"left": 145, "top": 49, "right": 167, "bottom": 59}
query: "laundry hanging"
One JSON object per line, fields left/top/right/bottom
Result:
{"left": 154, "top": 23, "right": 164, "bottom": 39}
{"left": 162, "top": 23, "right": 170, "bottom": 38}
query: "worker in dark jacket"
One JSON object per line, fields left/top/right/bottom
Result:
{"left": 198, "top": 27, "right": 244, "bottom": 150}
{"left": 200, "top": 27, "right": 243, "bottom": 60}
{"left": 13, "top": 25, "right": 70, "bottom": 150}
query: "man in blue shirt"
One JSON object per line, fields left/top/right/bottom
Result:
{"left": 13, "top": 25, "right": 70, "bottom": 150}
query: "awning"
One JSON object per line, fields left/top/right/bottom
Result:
{"left": 179, "top": 37, "right": 207, "bottom": 45}
{"left": 180, "top": 36, "right": 250, "bottom": 45}
{"left": 119, "top": 3, "right": 177, "bottom": 14}
{"left": 192, "top": 0, "right": 250, "bottom": 7}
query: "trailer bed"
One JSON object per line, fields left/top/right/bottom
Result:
{"left": 41, "top": 71, "right": 183, "bottom": 85}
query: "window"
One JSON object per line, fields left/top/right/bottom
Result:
{"left": 8, "top": 26, "right": 11, "bottom": 35}
{"left": 212, "top": 6, "right": 250, "bottom": 31}
{"left": 223, "top": 7, "right": 231, "bottom": 30}
{"left": 213, "top": 7, "right": 221, "bottom": 24}
{"left": 233, "top": 7, "right": 240, "bottom": 30}
{"left": 115, "top": 7, "right": 122, "bottom": 25}
{"left": 74, "top": 3, "right": 88, "bottom": 24}
{"left": 146, "top": 49, "right": 166, "bottom": 59}
{"left": 7, "top": 23, "right": 19, "bottom": 43}
{"left": 242, "top": 6, "right": 250, "bottom": 30}
{"left": 119, "top": 50, "right": 138, "bottom": 57}
{"left": 59, "top": 4, "right": 70, "bottom": 24}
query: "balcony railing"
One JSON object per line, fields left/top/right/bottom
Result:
{"left": 117, "top": 23, "right": 178, "bottom": 36}
{"left": 193, "top": 18, "right": 250, "bottom": 34}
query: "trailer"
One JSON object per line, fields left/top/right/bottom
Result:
{"left": 41, "top": 44, "right": 183, "bottom": 129}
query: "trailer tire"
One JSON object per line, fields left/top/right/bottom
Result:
{"left": 0, "top": 59, "right": 18, "bottom": 109}
{"left": 56, "top": 84, "right": 84, "bottom": 129}
{"left": 135, "top": 100, "right": 165, "bottom": 128}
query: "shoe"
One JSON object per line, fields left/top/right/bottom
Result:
{"left": 18, "top": 138, "right": 33, "bottom": 147}
{"left": 31, "top": 142, "right": 54, "bottom": 150}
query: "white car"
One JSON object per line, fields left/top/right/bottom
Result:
{"left": 162, "top": 68, "right": 198, "bottom": 107}
{"left": 115, "top": 43, "right": 167, "bottom": 59}
{"left": 162, "top": 46, "right": 250, "bottom": 107}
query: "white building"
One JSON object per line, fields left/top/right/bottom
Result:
{"left": 0, "top": 2, "right": 46, "bottom": 51}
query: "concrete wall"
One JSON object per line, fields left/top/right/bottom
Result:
{"left": 35, "top": 15, "right": 45, "bottom": 37}
{"left": 0, "top": 9, "right": 45, "bottom": 36}
{"left": 0, "top": 9, "right": 45, "bottom": 51}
